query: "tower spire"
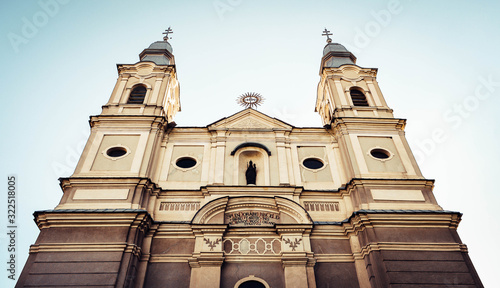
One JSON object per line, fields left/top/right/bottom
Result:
{"left": 139, "top": 28, "right": 175, "bottom": 65}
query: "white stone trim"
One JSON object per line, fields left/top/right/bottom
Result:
{"left": 371, "top": 189, "right": 425, "bottom": 201}
{"left": 73, "top": 189, "right": 130, "bottom": 200}
{"left": 351, "top": 135, "right": 369, "bottom": 174}
{"left": 367, "top": 81, "right": 383, "bottom": 106}
{"left": 392, "top": 136, "right": 417, "bottom": 175}
{"left": 131, "top": 132, "right": 149, "bottom": 173}
{"left": 334, "top": 79, "right": 348, "bottom": 106}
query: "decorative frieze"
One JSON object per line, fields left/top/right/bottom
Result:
{"left": 225, "top": 211, "right": 280, "bottom": 226}
{"left": 223, "top": 238, "right": 281, "bottom": 255}
{"left": 159, "top": 202, "right": 200, "bottom": 211}
{"left": 304, "top": 201, "right": 340, "bottom": 212}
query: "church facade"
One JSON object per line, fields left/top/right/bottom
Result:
{"left": 17, "top": 31, "right": 483, "bottom": 288}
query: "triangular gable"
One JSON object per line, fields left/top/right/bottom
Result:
{"left": 208, "top": 108, "right": 293, "bottom": 131}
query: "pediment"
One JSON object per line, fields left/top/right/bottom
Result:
{"left": 208, "top": 108, "right": 293, "bottom": 131}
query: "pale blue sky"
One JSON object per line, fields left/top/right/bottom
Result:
{"left": 1, "top": 1, "right": 499, "bottom": 287}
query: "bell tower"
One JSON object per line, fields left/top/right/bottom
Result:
{"left": 313, "top": 29, "right": 483, "bottom": 287}
{"left": 16, "top": 30, "right": 180, "bottom": 288}
{"left": 101, "top": 27, "right": 180, "bottom": 121}
{"left": 315, "top": 29, "right": 435, "bottom": 211}
{"left": 56, "top": 29, "right": 180, "bottom": 210}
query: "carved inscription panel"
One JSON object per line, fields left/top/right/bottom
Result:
{"left": 225, "top": 211, "right": 280, "bottom": 226}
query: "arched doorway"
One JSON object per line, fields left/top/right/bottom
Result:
{"left": 238, "top": 280, "right": 266, "bottom": 288}
{"left": 234, "top": 275, "right": 270, "bottom": 288}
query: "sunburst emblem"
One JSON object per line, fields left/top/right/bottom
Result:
{"left": 237, "top": 92, "right": 265, "bottom": 109}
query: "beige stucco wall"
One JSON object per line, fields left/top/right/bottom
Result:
{"left": 358, "top": 136, "right": 406, "bottom": 173}
{"left": 92, "top": 134, "right": 141, "bottom": 171}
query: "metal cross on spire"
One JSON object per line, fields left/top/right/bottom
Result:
{"left": 163, "top": 27, "right": 173, "bottom": 41}
{"left": 322, "top": 28, "right": 332, "bottom": 43}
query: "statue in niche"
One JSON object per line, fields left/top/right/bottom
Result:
{"left": 245, "top": 160, "right": 257, "bottom": 185}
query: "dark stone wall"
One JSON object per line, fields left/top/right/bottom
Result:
{"left": 314, "top": 262, "right": 360, "bottom": 288}
{"left": 220, "top": 262, "right": 284, "bottom": 288}
{"left": 150, "top": 238, "right": 195, "bottom": 254}
{"left": 16, "top": 213, "right": 149, "bottom": 288}
{"left": 355, "top": 225, "right": 484, "bottom": 287}
{"left": 372, "top": 227, "right": 457, "bottom": 243}
{"left": 143, "top": 262, "right": 191, "bottom": 288}
{"left": 381, "top": 250, "right": 483, "bottom": 287}
{"left": 35, "top": 226, "right": 130, "bottom": 244}
{"left": 17, "top": 251, "right": 123, "bottom": 287}
{"left": 310, "top": 238, "right": 351, "bottom": 254}
{"left": 310, "top": 238, "right": 360, "bottom": 287}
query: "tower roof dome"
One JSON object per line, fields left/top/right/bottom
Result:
{"left": 320, "top": 42, "right": 357, "bottom": 69}
{"left": 146, "top": 40, "right": 173, "bottom": 53}
{"left": 322, "top": 42, "right": 349, "bottom": 56}
{"left": 138, "top": 29, "right": 175, "bottom": 65}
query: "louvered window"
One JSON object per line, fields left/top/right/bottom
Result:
{"left": 127, "top": 86, "right": 146, "bottom": 104}
{"left": 350, "top": 88, "right": 369, "bottom": 106}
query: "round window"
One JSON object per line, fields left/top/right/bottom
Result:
{"left": 370, "top": 148, "right": 390, "bottom": 159}
{"left": 106, "top": 147, "right": 127, "bottom": 158}
{"left": 303, "top": 158, "right": 324, "bottom": 170}
{"left": 176, "top": 157, "right": 197, "bottom": 169}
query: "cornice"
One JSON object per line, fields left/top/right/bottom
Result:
{"left": 331, "top": 116, "right": 406, "bottom": 134}
{"left": 89, "top": 114, "right": 168, "bottom": 128}
{"left": 34, "top": 209, "right": 152, "bottom": 230}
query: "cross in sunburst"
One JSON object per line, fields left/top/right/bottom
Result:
{"left": 236, "top": 92, "right": 265, "bottom": 109}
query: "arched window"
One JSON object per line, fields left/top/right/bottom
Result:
{"left": 350, "top": 88, "right": 369, "bottom": 106}
{"left": 127, "top": 85, "right": 147, "bottom": 104}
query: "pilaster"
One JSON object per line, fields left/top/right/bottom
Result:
{"left": 277, "top": 225, "right": 315, "bottom": 288}
{"left": 188, "top": 225, "right": 226, "bottom": 288}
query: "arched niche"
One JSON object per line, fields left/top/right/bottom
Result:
{"left": 233, "top": 146, "right": 270, "bottom": 186}
{"left": 191, "top": 196, "right": 312, "bottom": 225}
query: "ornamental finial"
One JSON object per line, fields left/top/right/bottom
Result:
{"left": 237, "top": 92, "right": 265, "bottom": 109}
{"left": 322, "top": 28, "right": 332, "bottom": 43}
{"left": 163, "top": 27, "right": 173, "bottom": 41}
